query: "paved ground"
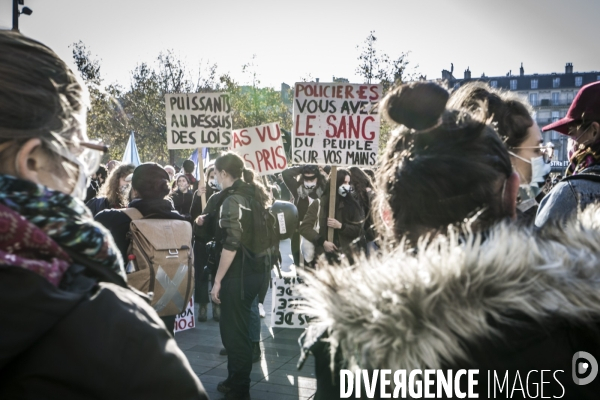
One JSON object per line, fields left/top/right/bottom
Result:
{"left": 175, "top": 240, "right": 317, "bottom": 400}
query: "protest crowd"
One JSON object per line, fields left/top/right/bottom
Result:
{"left": 2, "top": 29, "right": 600, "bottom": 400}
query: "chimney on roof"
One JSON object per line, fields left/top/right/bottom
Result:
{"left": 464, "top": 67, "right": 471, "bottom": 80}
{"left": 520, "top": 62, "right": 524, "bottom": 76}
{"left": 565, "top": 63, "right": 573, "bottom": 74}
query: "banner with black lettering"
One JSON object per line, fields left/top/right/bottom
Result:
{"left": 229, "top": 122, "right": 287, "bottom": 176}
{"left": 292, "top": 83, "right": 382, "bottom": 166}
{"left": 165, "top": 93, "right": 232, "bottom": 149}
{"left": 270, "top": 276, "right": 312, "bottom": 329}
{"left": 174, "top": 296, "right": 195, "bottom": 333}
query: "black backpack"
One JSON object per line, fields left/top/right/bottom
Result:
{"left": 213, "top": 186, "right": 282, "bottom": 277}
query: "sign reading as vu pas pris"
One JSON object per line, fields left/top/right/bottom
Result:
{"left": 293, "top": 83, "right": 382, "bottom": 166}
{"left": 229, "top": 122, "right": 287, "bottom": 176}
{"left": 165, "top": 93, "right": 232, "bottom": 149}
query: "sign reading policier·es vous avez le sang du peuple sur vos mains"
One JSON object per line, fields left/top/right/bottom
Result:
{"left": 165, "top": 93, "right": 232, "bottom": 149}
{"left": 293, "top": 82, "right": 382, "bottom": 167}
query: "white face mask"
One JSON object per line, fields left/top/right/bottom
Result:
{"left": 304, "top": 181, "right": 317, "bottom": 190}
{"left": 530, "top": 155, "right": 552, "bottom": 185}
{"left": 214, "top": 174, "right": 223, "bottom": 190}
{"left": 338, "top": 184, "right": 353, "bottom": 197}
{"left": 509, "top": 152, "right": 551, "bottom": 186}
{"left": 43, "top": 145, "right": 93, "bottom": 201}
{"left": 208, "top": 178, "right": 218, "bottom": 189}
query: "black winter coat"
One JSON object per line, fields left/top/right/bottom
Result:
{"left": 170, "top": 189, "right": 194, "bottom": 218}
{"left": 0, "top": 260, "right": 207, "bottom": 399}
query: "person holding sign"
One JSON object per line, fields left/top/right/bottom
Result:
{"left": 299, "top": 168, "right": 366, "bottom": 265}
{"left": 282, "top": 165, "right": 328, "bottom": 266}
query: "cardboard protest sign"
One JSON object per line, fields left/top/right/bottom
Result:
{"left": 229, "top": 122, "right": 287, "bottom": 176}
{"left": 270, "top": 276, "right": 312, "bottom": 329}
{"left": 165, "top": 93, "right": 232, "bottom": 149}
{"left": 292, "top": 83, "right": 382, "bottom": 166}
{"left": 174, "top": 296, "right": 195, "bottom": 333}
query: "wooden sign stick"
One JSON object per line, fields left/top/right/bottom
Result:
{"left": 198, "top": 148, "right": 207, "bottom": 210}
{"left": 327, "top": 166, "right": 338, "bottom": 243}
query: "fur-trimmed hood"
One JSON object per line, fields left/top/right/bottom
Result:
{"left": 299, "top": 207, "right": 600, "bottom": 372}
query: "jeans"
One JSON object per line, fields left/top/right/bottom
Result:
{"left": 220, "top": 271, "right": 264, "bottom": 394}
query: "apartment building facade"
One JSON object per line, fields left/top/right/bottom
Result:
{"left": 441, "top": 63, "right": 600, "bottom": 172}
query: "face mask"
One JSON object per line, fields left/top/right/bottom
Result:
{"left": 338, "top": 184, "right": 353, "bottom": 197}
{"left": 43, "top": 145, "right": 92, "bottom": 201}
{"left": 70, "top": 163, "right": 89, "bottom": 200}
{"left": 530, "top": 156, "right": 551, "bottom": 186}
{"left": 209, "top": 178, "right": 218, "bottom": 189}
{"left": 509, "top": 152, "right": 551, "bottom": 186}
{"left": 304, "top": 182, "right": 317, "bottom": 190}
{"left": 214, "top": 175, "right": 223, "bottom": 191}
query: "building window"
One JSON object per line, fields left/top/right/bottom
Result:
{"left": 552, "top": 111, "right": 560, "bottom": 122}
{"left": 575, "top": 76, "right": 582, "bottom": 87}
{"left": 529, "top": 93, "right": 538, "bottom": 106}
{"left": 552, "top": 92, "right": 560, "bottom": 105}
{"left": 597, "top": 75, "right": 600, "bottom": 81}
{"left": 531, "top": 79, "right": 538, "bottom": 89}
{"left": 553, "top": 77, "right": 560, "bottom": 88}
{"left": 567, "top": 92, "right": 574, "bottom": 103}
{"left": 510, "top": 79, "right": 517, "bottom": 90}
{"left": 490, "top": 80, "right": 497, "bottom": 88}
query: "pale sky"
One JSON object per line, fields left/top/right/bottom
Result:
{"left": 1, "top": 0, "right": 599, "bottom": 89}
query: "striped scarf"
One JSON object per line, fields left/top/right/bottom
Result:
{"left": 0, "top": 175, "right": 124, "bottom": 285}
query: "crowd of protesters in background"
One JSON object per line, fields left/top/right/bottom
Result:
{"left": 4, "top": 28, "right": 600, "bottom": 400}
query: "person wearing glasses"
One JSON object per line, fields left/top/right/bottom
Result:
{"left": 299, "top": 81, "right": 600, "bottom": 400}
{"left": 449, "top": 82, "right": 553, "bottom": 224}
{"left": 536, "top": 81, "right": 600, "bottom": 227}
{"left": 0, "top": 32, "right": 207, "bottom": 399}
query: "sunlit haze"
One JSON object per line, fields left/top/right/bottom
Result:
{"left": 1, "top": 0, "right": 599, "bottom": 88}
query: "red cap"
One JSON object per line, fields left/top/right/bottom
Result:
{"left": 128, "top": 254, "right": 136, "bottom": 260}
{"left": 542, "top": 81, "right": 600, "bottom": 135}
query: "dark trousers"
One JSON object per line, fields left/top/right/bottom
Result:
{"left": 219, "top": 271, "right": 264, "bottom": 394}
{"left": 291, "top": 231, "right": 300, "bottom": 266}
{"left": 193, "top": 239, "right": 215, "bottom": 304}
{"left": 160, "top": 315, "right": 176, "bottom": 337}
{"left": 257, "top": 268, "right": 270, "bottom": 304}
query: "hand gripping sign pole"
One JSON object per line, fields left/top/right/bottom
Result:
{"left": 327, "top": 166, "right": 338, "bottom": 243}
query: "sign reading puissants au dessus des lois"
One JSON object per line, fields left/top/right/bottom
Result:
{"left": 292, "top": 83, "right": 382, "bottom": 166}
{"left": 165, "top": 93, "right": 232, "bottom": 149}
{"left": 228, "top": 122, "right": 287, "bottom": 176}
